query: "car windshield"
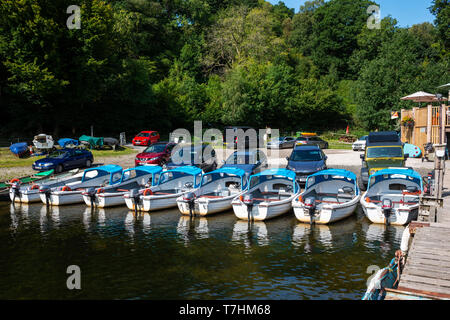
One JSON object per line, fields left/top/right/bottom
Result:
{"left": 144, "top": 144, "right": 166, "bottom": 153}
{"left": 175, "top": 147, "right": 203, "bottom": 163}
{"left": 367, "top": 147, "right": 403, "bottom": 158}
{"left": 296, "top": 137, "right": 307, "bottom": 141}
{"left": 290, "top": 150, "right": 322, "bottom": 162}
{"left": 137, "top": 132, "right": 150, "bottom": 137}
{"left": 47, "top": 151, "right": 68, "bottom": 159}
{"left": 225, "top": 153, "right": 256, "bottom": 164}
{"left": 359, "top": 136, "right": 367, "bottom": 141}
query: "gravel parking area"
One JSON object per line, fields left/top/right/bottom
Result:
{"left": 0, "top": 145, "right": 440, "bottom": 181}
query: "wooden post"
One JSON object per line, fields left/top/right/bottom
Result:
{"left": 427, "top": 104, "right": 432, "bottom": 143}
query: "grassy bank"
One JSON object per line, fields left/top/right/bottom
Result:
{"left": 0, "top": 147, "right": 137, "bottom": 169}
{"left": 327, "top": 140, "right": 353, "bottom": 150}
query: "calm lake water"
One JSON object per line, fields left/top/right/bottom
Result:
{"left": 0, "top": 202, "right": 404, "bottom": 300}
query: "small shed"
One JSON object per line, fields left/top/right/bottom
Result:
{"left": 400, "top": 91, "right": 448, "bottom": 154}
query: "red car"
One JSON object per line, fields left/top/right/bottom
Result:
{"left": 132, "top": 130, "right": 160, "bottom": 146}
{"left": 135, "top": 142, "right": 176, "bottom": 166}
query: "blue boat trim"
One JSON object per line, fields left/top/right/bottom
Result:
{"left": 120, "top": 166, "right": 162, "bottom": 185}
{"left": 201, "top": 167, "right": 248, "bottom": 189}
{"left": 248, "top": 169, "right": 299, "bottom": 193}
{"left": 158, "top": 165, "right": 203, "bottom": 187}
{"left": 367, "top": 168, "right": 423, "bottom": 190}
{"left": 305, "top": 169, "right": 359, "bottom": 195}
{"left": 82, "top": 164, "right": 123, "bottom": 185}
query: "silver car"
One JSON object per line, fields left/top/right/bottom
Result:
{"left": 267, "top": 136, "right": 296, "bottom": 149}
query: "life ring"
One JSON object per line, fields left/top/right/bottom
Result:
{"left": 30, "top": 184, "right": 40, "bottom": 190}
{"left": 97, "top": 188, "right": 105, "bottom": 194}
{"left": 61, "top": 186, "right": 72, "bottom": 192}
{"left": 143, "top": 189, "right": 153, "bottom": 196}
{"left": 10, "top": 178, "right": 20, "bottom": 184}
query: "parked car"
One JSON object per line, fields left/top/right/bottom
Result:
{"left": 135, "top": 142, "right": 177, "bottom": 166}
{"left": 359, "top": 131, "right": 407, "bottom": 190}
{"left": 295, "top": 135, "right": 329, "bottom": 149}
{"left": 166, "top": 143, "right": 218, "bottom": 173}
{"left": 286, "top": 145, "right": 327, "bottom": 184}
{"left": 352, "top": 135, "right": 368, "bottom": 151}
{"left": 132, "top": 131, "right": 160, "bottom": 146}
{"left": 267, "top": 136, "right": 296, "bottom": 149}
{"left": 32, "top": 148, "right": 94, "bottom": 173}
{"left": 220, "top": 149, "right": 268, "bottom": 177}
{"left": 223, "top": 126, "right": 262, "bottom": 149}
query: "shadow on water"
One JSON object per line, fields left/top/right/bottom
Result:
{"left": 0, "top": 202, "right": 404, "bottom": 300}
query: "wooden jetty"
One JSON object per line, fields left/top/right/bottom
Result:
{"left": 385, "top": 197, "right": 450, "bottom": 300}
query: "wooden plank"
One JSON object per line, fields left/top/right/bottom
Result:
{"left": 409, "top": 249, "right": 450, "bottom": 260}
{"left": 403, "top": 266, "right": 450, "bottom": 281}
{"left": 400, "top": 274, "right": 450, "bottom": 288}
{"left": 406, "top": 256, "right": 450, "bottom": 268}
{"left": 403, "top": 264, "right": 450, "bottom": 278}
{"left": 399, "top": 280, "right": 450, "bottom": 296}
{"left": 408, "top": 250, "right": 450, "bottom": 260}
{"left": 395, "top": 286, "right": 450, "bottom": 299}
{"left": 410, "top": 239, "right": 450, "bottom": 250}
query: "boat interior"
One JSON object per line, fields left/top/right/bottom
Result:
{"left": 197, "top": 175, "right": 243, "bottom": 199}
{"left": 247, "top": 178, "right": 295, "bottom": 204}
{"left": 302, "top": 180, "right": 357, "bottom": 208}
{"left": 103, "top": 173, "right": 154, "bottom": 194}
{"left": 151, "top": 173, "right": 200, "bottom": 195}
{"left": 365, "top": 179, "right": 421, "bottom": 207}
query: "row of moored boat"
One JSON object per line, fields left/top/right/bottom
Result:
{"left": 8, "top": 165, "right": 423, "bottom": 226}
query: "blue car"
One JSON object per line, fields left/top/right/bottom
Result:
{"left": 32, "top": 148, "right": 94, "bottom": 173}
{"left": 220, "top": 149, "right": 268, "bottom": 177}
{"left": 286, "top": 145, "right": 327, "bottom": 184}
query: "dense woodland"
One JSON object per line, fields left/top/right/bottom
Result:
{"left": 0, "top": 0, "right": 449, "bottom": 140}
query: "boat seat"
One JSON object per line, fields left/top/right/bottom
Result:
{"left": 199, "top": 195, "right": 223, "bottom": 199}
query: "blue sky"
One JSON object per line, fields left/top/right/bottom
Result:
{"left": 268, "top": 0, "right": 436, "bottom": 27}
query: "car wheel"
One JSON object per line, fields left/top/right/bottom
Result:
{"left": 325, "top": 143, "right": 329, "bottom": 149}
{"left": 55, "top": 164, "right": 63, "bottom": 174}
{"left": 85, "top": 159, "right": 92, "bottom": 168}
{"left": 358, "top": 178, "right": 367, "bottom": 192}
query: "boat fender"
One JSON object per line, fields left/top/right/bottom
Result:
{"left": 400, "top": 226, "right": 410, "bottom": 254}
{"left": 298, "top": 195, "right": 303, "bottom": 203}
{"left": 61, "top": 186, "right": 72, "bottom": 192}
{"left": 143, "top": 189, "right": 153, "bottom": 196}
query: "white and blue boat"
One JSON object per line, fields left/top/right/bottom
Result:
{"left": 39, "top": 165, "right": 123, "bottom": 206}
{"left": 231, "top": 168, "right": 300, "bottom": 221}
{"left": 177, "top": 167, "right": 248, "bottom": 216}
{"left": 124, "top": 166, "right": 202, "bottom": 212}
{"left": 360, "top": 168, "right": 423, "bottom": 225}
{"left": 292, "top": 169, "right": 361, "bottom": 224}
{"left": 82, "top": 166, "right": 162, "bottom": 208}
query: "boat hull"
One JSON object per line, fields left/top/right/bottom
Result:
{"left": 292, "top": 196, "right": 360, "bottom": 224}
{"left": 40, "top": 191, "right": 84, "bottom": 206}
{"left": 360, "top": 197, "right": 419, "bottom": 226}
{"left": 232, "top": 199, "right": 293, "bottom": 221}
{"left": 125, "top": 193, "right": 185, "bottom": 212}
{"left": 9, "top": 189, "right": 42, "bottom": 203}
{"left": 82, "top": 192, "right": 125, "bottom": 208}
{"left": 177, "top": 195, "right": 238, "bottom": 216}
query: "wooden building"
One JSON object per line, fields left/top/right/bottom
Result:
{"left": 400, "top": 104, "right": 450, "bottom": 155}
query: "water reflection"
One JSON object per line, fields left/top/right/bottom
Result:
{"left": 231, "top": 220, "right": 269, "bottom": 249}
{"left": 0, "top": 203, "right": 404, "bottom": 300}
{"left": 361, "top": 220, "right": 405, "bottom": 255}
{"left": 292, "top": 218, "right": 358, "bottom": 252}
{"left": 177, "top": 216, "right": 209, "bottom": 246}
